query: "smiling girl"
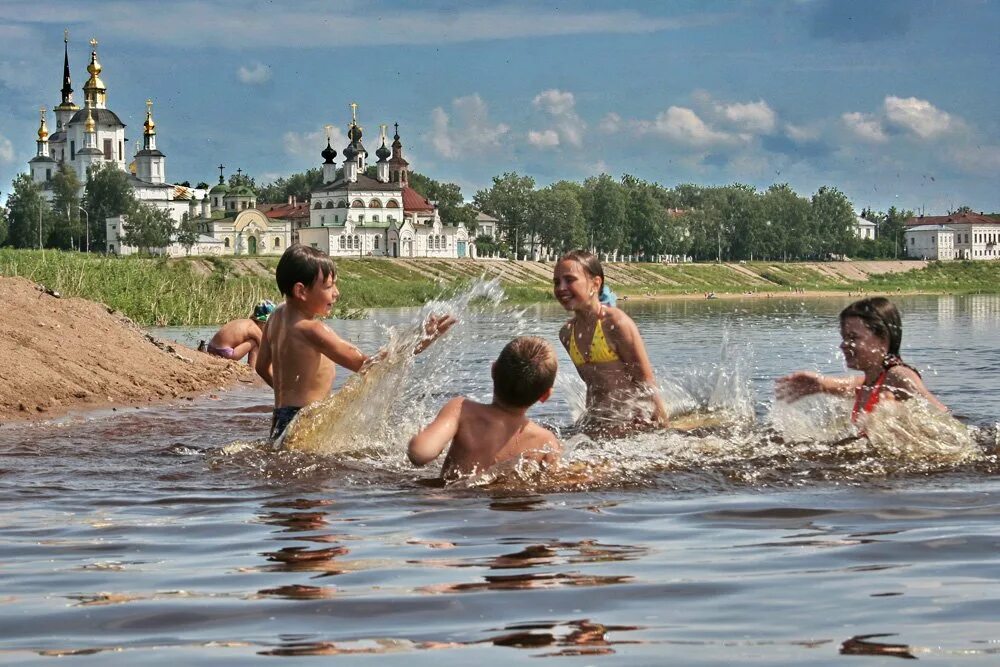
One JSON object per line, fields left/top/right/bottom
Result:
{"left": 776, "top": 297, "right": 948, "bottom": 420}
{"left": 552, "top": 250, "right": 669, "bottom": 436}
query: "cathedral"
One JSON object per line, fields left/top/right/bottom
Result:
{"left": 300, "top": 107, "right": 472, "bottom": 258}
{"left": 28, "top": 35, "right": 471, "bottom": 259}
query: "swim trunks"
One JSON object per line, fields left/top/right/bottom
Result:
{"left": 271, "top": 406, "right": 303, "bottom": 440}
{"left": 206, "top": 344, "right": 236, "bottom": 359}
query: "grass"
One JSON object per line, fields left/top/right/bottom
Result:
{"left": 2, "top": 250, "right": 998, "bottom": 326}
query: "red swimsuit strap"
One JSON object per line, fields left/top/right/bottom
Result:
{"left": 851, "top": 371, "right": 888, "bottom": 422}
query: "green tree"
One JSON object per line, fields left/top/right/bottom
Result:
{"left": 810, "top": 186, "right": 856, "bottom": 258}
{"left": 228, "top": 171, "right": 256, "bottom": 191}
{"left": 581, "top": 174, "right": 627, "bottom": 254}
{"left": 530, "top": 184, "right": 586, "bottom": 256}
{"left": 762, "top": 183, "right": 811, "bottom": 261}
{"left": 122, "top": 202, "right": 174, "bottom": 254}
{"left": 5, "top": 174, "right": 53, "bottom": 249}
{"left": 624, "top": 184, "right": 667, "bottom": 258}
{"left": 83, "top": 163, "right": 137, "bottom": 251}
{"left": 473, "top": 172, "right": 535, "bottom": 258}
{"left": 725, "top": 184, "right": 765, "bottom": 261}
{"left": 0, "top": 195, "right": 8, "bottom": 246}
{"left": 176, "top": 212, "right": 200, "bottom": 254}
{"left": 48, "top": 164, "right": 84, "bottom": 250}
{"left": 258, "top": 168, "right": 324, "bottom": 204}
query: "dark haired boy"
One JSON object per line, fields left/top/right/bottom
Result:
{"left": 257, "top": 244, "right": 454, "bottom": 440}
{"left": 408, "top": 336, "right": 562, "bottom": 479}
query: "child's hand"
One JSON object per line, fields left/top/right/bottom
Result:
{"left": 775, "top": 371, "right": 823, "bottom": 402}
{"left": 414, "top": 313, "right": 457, "bottom": 354}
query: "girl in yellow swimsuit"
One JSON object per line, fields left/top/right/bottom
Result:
{"left": 553, "top": 250, "right": 669, "bottom": 436}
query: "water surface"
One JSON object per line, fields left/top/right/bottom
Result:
{"left": 1, "top": 294, "right": 998, "bottom": 663}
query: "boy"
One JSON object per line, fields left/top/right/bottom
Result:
{"left": 202, "top": 300, "right": 275, "bottom": 367}
{"left": 256, "top": 244, "right": 453, "bottom": 440}
{"left": 408, "top": 336, "right": 563, "bottom": 479}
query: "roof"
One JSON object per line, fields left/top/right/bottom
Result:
{"left": 906, "top": 224, "right": 955, "bottom": 232}
{"left": 475, "top": 210, "right": 499, "bottom": 223}
{"left": 127, "top": 174, "right": 173, "bottom": 190}
{"left": 905, "top": 212, "right": 1000, "bottom": 227}
{"left": 69, "top": 107, "right": 125, "bottom": 128}
{"left": 402, "top": 186, "right": 435, "bottom": 212}
{"left": 256, "top": 202, "right": 311, "bottom": 219}
{"left": 28, "top": 155, "right": 57, "bottom": 163}
{"left": 135, "top": 149, "right": 165, "bottom": 158}
{"left": 313, "top": 172, "right": 401, "bottom": 193}
{"left": 855, "top": 216, "right": 876, "bottom": 227}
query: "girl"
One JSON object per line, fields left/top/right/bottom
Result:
{"left": 776, "top": 297, "right": 947, "bottom": 420}
{"left": 553, "top": 250, "right": 669, "bottom": 436}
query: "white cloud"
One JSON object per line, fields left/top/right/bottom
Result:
{"left": 599, "top": 112, "right": 622, "bottom": 133}
{"left": 430, "top": 94, "right": 510, "bottom": 159}
{"left": 717, "top": 100, "right": 777, "bottom": 134}
{"left": 948, "top": 144, "right": 1000, "bottom": 174}
{"left": 884, "top": 95, "right": 953, "bottom": 139}
{"left": 530, "top": 88, "right": 586, "bottom": 148}
{"left": 842, "top": 112, "right": 887, "bottom": 143}
{"left": 283, "top": 126, "right": 347, "bottom": 161}
{"left": 0, "top": 133, "right": 13, "bottom": 163}
{"left": 784, "top": 122, "right": 822, "bottom": 142}
{"left": 237, "top": 62, "right": 272, "bottom": 85}
{"left": 639, "top": 106, "right": 732, "bottom": 147}
{"left": 527, "top": 129, "right": 560, "bottom": 148}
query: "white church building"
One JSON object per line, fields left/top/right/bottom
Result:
{"left": 299, "top": 109, "right": 473, "bottom": 259}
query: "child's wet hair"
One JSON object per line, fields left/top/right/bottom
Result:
{"left": 840, "top": 297, "right": 902, "bottom": 355}
{"left": 493, "top": 336, "right": 558, "bottom": 407}
{"left": 275, "top": 244, "right": 336, "bottom": 297}
{"left": 557, "top": 250, "right": 605, "bottom": 291}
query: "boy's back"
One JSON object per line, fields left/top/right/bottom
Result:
{"left": 439, "top": 397, "right": 560, "bottom": 478}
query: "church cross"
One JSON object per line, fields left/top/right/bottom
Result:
{"left": 146, "top": 99, "right": 153, "bottom": 113}
{"left": 218, "top": 163, "right": 225, "bottom": 182}
{"left": 89, "top": 37, "right": 98, "bottom": 49}
{"left": 324, "top": 123, "right": 333, "bottom": 141}
{"left": 64, "top": 29, "right": 69, "bottom": 44}
{"left": 394, "top": 122, "right": 399, "bottom": 135}
{"left": 349, "top": 101, "right": 358, "bottom": 123}
{"left": 236, "top": 168, "right": 243, "bottom": 178}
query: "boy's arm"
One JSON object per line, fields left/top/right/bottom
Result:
{"left": 408, "top": 397, "right": 463, "bottom": 466}
{"left": 776, "top": 371, "right": 862, "bottom": 402}
{"left": 255, "top": 322, "right": 273, "bottom": 387}
{"left": 301, "top": 320, "right": 371, "bottom": 372}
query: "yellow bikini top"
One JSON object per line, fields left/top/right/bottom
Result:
{"left": 568, "top": 315, "right": 621, "bottom": 366}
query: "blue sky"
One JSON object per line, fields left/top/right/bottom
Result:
{"left": 1, "top": 0, "right": 998, "bottom": 214}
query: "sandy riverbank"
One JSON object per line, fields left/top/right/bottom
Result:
{"left": 0, "top": 276, "right": 255, "bottom": 424}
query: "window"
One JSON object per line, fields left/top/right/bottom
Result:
{"left": 386, "top": 199, "right": 399, "bottom": 208}
{"left": 224, "top": 238, "right": 231, "bottom": 248}
{"left": 274, "top": 238, "right": 281, "bottom": 248}
{"left": 70, "top": 140, "right": 75, "bottom": 160}
{"left": 338, "top": 200, "right": 348, "bottom": 208}
{"left": 321, "top": 215, "right": 325, "bottom": 224}
{"left": 119, "top": 141, "right": 123, "bottom": 161}
{"left": 352, "top": 199, "right": 365, "bottom": 208}
{"left": 103, "top": 138, "right": 113, "bottom": 161}
{"left": 314, "top": 201, "right": 322, "bottom": 209}
{"left": 372, "top": 215, "right": 379, "bottom": 223}
{"left": 374, "top": 235, "right": 380, "bottom": 249}
{"left": 339, "top": 235, "right": 346, "bottom": 249}
{"left": 353, "top": 235, "right": 360, "bottom": 249}
{"left": 369, "top": 199, "right": 382, "bottom": 208}
{"left": 46, "top": 168, "right": 52, "bottom": 180}
{"left": 325, "top": 201, "right": 334, "bottom": 209}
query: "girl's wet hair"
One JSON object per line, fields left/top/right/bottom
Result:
{"left": 557, "top": 250, "right": 605, "bottom": 292}
{"left": 840, "top": 297, "right": 902, "bottom": 356}
{"left": 275, "top": 244, "right": 336, "bottom": 297}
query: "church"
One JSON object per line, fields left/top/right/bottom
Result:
{"left": 28, "top": 36, "right": 470, "bottom": 259}
{"left": 299, "top": 107, "right": 472, "bottom": 258}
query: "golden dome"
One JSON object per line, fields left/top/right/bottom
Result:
{"left": 84, "top": 108, "right": 95, "bottom": 133}
{"left": 129, "top": 159, "right": 136, "bottom": 175}
{"left": 144, "top": 99, "right": 155, "bottom": 134}
{"left": 84, "top": 38, "right": 105, "bottom": 91}
{"left": 37, "top": 107, "right": 49, "bottom": 141}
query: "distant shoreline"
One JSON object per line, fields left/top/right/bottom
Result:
{"left": 2, "top": 249, "right": 997, "bottom": 326}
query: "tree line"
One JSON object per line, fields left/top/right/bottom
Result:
{"left": 0, "top": 162, "right": 944, "bottom": 262}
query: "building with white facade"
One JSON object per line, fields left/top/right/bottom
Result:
{"left": 299, "top": 111, "right": 472, "bottom": 258}
{"left": 855, "top": 215, "right": 877, "bottom": 240}
{"left": 904, "top": 212, "right": 1000, "bottom": 260}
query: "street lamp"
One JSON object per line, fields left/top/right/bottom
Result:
{"left": 79, "top": 206, "right": 89, "bottom": 253}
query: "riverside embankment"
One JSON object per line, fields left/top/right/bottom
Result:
{"left": 3, "top": 248, "right": 999, "bottom": 326}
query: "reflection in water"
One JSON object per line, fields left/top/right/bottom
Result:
{"left": 840, "top": 634, "right": 917, "bottom": 660}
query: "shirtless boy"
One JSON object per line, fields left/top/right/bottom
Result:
{"left": 408, "top": 336, "right": 562, "bottom": 479}
{"left": 256, "top": 244, "right": 454, "bottom": 440}
{"left": 203, "top": 300, "right": 275, "bottom": 367}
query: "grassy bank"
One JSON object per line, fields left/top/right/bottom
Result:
{"left": 2, "top": 249, "right": 998, "bottom": 326}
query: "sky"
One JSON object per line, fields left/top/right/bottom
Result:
{"left": 1, "top": 0, "right": 998, "bottom": 214}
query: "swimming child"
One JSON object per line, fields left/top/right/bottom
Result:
{"left": 408, "top": 336, "right": 562, "bottom": 479}
{"left": 256, "top": 244, "right": 455, "bottom": 440}
{"left": 776, "top": 297, "right": 948, "bottom": 420}
{"left": 202, "top": 300, "right": 276, "bottom": 367}
{"left": 552, "top": 250, "right": 669, "bottom": 436}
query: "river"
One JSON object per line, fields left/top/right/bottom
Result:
{"left": 1, "top": 294, "right": 997, "bottom": 663}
